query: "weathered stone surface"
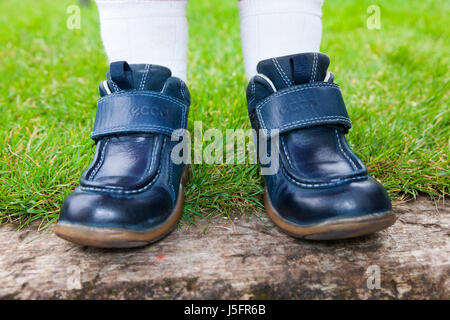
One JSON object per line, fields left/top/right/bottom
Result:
{"left": 0, "top": 197, "right": 448, "bottom": 299}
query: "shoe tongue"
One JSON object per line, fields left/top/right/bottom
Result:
{"left": 256, "top": 52, "right": 330, "bottom": 90}
{"left": 106, "top": 61, "right": 171, "bottom": 92}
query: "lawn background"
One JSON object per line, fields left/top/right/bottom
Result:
{"left": 0, "top": 0, "right": 448, "bottom": 230}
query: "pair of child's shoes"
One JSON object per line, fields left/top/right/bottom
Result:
{"left": 55, "top": 53, "right": 395, "bottom": 248}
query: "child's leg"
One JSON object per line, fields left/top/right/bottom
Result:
{"left": 240, "top": 0, "right": 395, "bottom": 240}
{"left": 55, "top": 0, "right": 192, "bottom": 248}
{"left": 238, "top": 0, "right": 324, "bottom": 79}
{"left": 95, "top": 0, "right": 188, "bottom": 81}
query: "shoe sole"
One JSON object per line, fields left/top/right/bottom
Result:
{"left": 264, "top": 188, "right": 396, "bottom": 240}
{"left": 53, "top": 166, "right": 190, "bottom": 248}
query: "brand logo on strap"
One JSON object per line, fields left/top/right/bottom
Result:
{"left": 280, "top": 97, "right": 318, "bottom": 115}
{"left": 130, "top": 105, "right": 168, "bottom": 117}
{"left": 278, "top": 89, "right": 320, "bottom": 115}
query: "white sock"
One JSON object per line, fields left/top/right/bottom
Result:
{"left": 95, "top": 0, "right": 188, "bottom": 82}
{"left": 238, "top": 0, "right": 324, "bottom": 80}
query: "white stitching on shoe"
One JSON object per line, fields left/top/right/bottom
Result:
{"left": 281, "top": 166, "right": 367, "bottom": 188}
{"left": 311, "top": 53, "right": 318, "bottom": 82}
{"left": 139, "top": 64, "right": 150, "bottom": 91}
{"left": 247, "top": 78, "right": 257, "bottom": 105}
{"left": 87, "top": 138, "right": 109, "bottom": 181}
{"left": 281, "top": 136, "right": 294, "bottom": 169}
{"left": 277, "top": 116, "right": 351, "bottom": 132}
{"left": 272, "top": 58, "right": 292, "bottom": 87}
{"left": 334, "top": 129, "right": 357, "bottom": 170}
{"left": 180, "top": 82, "right": 188, "bottom": 102}
{"left": 93, "top": 124, "right": 178, "bottom": 138}
{"left": 80, "top": 139, "right": 167, "bottom": 194}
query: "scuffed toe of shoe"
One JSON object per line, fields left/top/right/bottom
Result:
{"left": 272, "top": 176, "right": 392, "bottom": 226}
{"left": 59, "top": 186, "right": 174, "bottom": 231}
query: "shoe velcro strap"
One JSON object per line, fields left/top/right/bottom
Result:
{"left": 91, "top": 92, "right": 188, "bottom": 140}
{"left": 256, "top": 83, "right": 351, "bottom": 136}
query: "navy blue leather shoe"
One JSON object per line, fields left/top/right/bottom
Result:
{"left": 55, "top": 61, "right": 190, "bottom": 248}
{"left": 246, "top": 53, "right": 396, "bottom": 240}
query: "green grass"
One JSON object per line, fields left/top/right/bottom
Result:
{"left": 0, "top": 0, "right": 448, "bottom": 230}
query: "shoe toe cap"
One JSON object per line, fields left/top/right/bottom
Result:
{"left": 59, "top": 186, "right": 174, "bottom": 230}
{"left": 273, "top": 176, "right": 392, "bottom": 225}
